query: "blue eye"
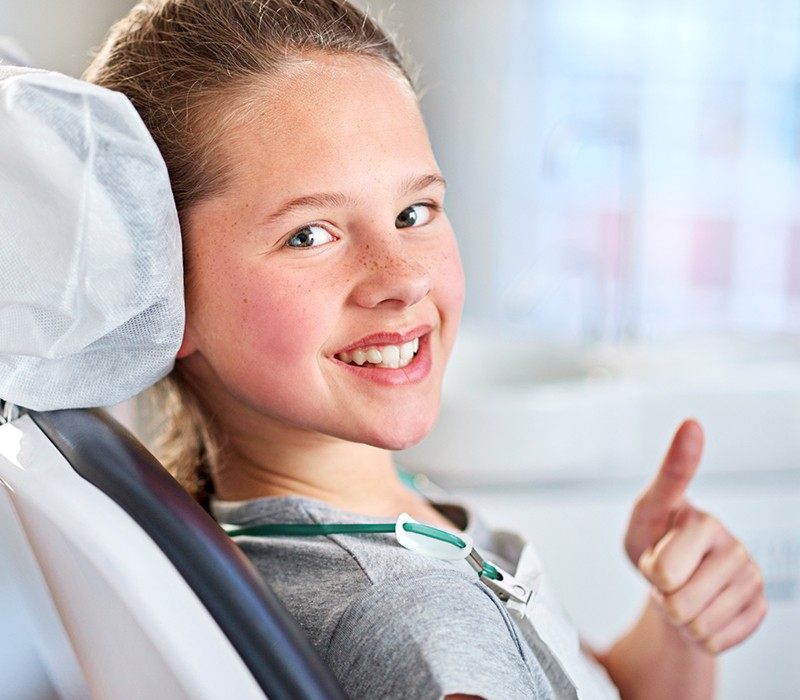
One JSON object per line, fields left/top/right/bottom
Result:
{"left": 396, "top": 204, "right": 434, "bottom": 229}
{"left": 285, "top": 224, "right": 335, "bottom": 248}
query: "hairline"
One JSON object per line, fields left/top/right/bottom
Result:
{"left": 183, "top": 49, "right": 417, "bottom": 209}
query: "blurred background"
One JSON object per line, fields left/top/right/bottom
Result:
{"left": 2, "top": 0, "right": 799, "bottom": 697}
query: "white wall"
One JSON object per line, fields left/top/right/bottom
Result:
{"left": 0, "top": 0, "right": 133, "bottom": 76}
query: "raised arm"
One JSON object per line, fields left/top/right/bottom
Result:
{"left": 597, "top": 420, "right": 767, "bottom": 700}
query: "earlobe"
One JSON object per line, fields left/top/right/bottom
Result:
{"left": 176, "top": 323, "right": 198, "bottom": 359}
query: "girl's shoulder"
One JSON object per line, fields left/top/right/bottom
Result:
{"left": 214, "top": 495, "right": 556, "bottom": 700}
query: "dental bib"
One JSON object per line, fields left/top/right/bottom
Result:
{"left": 0, "top": 67, "right": 184, "bottom": 411}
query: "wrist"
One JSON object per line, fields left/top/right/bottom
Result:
{"left": 598, "top": 596, "right": 716, "bottom": 700}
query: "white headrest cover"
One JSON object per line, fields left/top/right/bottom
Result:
{"left": 0, "top": 67, "right": 184, "bottom": 410}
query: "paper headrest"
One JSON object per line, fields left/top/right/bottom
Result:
{"left": 0, "top": 67, "right": 184, "bottom": 410}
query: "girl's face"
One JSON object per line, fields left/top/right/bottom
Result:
{"left": 178, "top": 54, "right": 465, "bottom": 451}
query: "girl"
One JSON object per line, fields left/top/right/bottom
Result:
{"left": 85, "top": 1, "right": 766, "bottom": 698}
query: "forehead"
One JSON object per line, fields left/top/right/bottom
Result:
{"left": 213, "top": 54, "right": 432, "bottom": 188}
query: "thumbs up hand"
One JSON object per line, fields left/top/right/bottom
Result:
{"left": 624, "top": 420, "right": 767, "bottom": 653}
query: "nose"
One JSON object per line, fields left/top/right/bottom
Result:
{"left": 349, "top": 242, "right": 433, "bottom": 309}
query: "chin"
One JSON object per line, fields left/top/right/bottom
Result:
{"left": 340, "top": 396, "right": 442, "bottom": 451}
{"left": 364, "top": 417, "right": 436, "bottom": 452}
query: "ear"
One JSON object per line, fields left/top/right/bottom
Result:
{"left": 176, "top": 322, "right": 198, "bottom": 359}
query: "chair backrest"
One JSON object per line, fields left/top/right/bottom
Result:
{"left": 0, "top": 408, "right": 348, "bottom": 700}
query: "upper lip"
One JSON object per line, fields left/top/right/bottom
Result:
{"left": 333, "top": 325, "right": 430, "bottom": 355}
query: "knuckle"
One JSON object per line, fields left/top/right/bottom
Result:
{"left": 693, "top": 507, "right": 711, "bottom": 523}
{"left": 753, "top": 562, "right": 766, "bottom": 589}
{"left": 757, "top": 596, "right": 769, "bottom": 622}
{"left": 687, "top": 617, "right": 709, "bottom": 640}
{"left": 661, "top": 593, "right": 690, "bottom": 625}
{"left": 744, "top": 560, "right": 766, "bottom": 593}
{"left": 729, "top": 540, "right": 748, "bottom": 563}
{"left": 698, "top": 511, "right": 724, "bottom": 538}
{"left": 753, "top": 592, "right": 769, "bottom": 621}
{"left": 685, "top": 505, "right": 710, "bottom": 524}
{"left": 647, "top": 556, "right": 678, "bottom": 591}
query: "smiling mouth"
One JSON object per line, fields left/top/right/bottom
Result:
{"left": 335, "top": 338, "right": 420, "bottom": 369}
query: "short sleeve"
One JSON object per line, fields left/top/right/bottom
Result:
{"left": 324, "top": 570, "right": 555, "bottom": 700}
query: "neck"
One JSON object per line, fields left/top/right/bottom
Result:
{"left": 211, "top": 424, "right": 444, "bottom": 523}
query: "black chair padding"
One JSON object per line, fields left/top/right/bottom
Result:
{"left": 29, "top": 408, "right": 349, "bottom": 700}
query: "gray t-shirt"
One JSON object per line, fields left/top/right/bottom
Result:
{"left": 212, "top": 495, "right": 576, "bottom": 700}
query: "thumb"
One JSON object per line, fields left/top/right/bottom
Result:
{"left": 624, "top": 419, "right": 704, "bottom": 565}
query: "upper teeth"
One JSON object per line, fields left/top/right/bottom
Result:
{"left": 337, "top": 338, "right": 420, "bottom": 369}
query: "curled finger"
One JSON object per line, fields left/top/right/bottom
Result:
{"left": 682, "top": 560, "right": 766, "bottom": 651}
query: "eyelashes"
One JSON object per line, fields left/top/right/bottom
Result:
{"left": 285, "top": 224, "right": 337, "bottom": 249}
{"left": 282, "top": 201, "right": 443, "bottom": 250}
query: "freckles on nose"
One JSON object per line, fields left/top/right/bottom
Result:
{"left": 357, "top": 252, "right": 430, "bottom": 272}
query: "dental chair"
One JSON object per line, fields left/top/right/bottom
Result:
{"left": 0, "top": 67, "right": 348, "bottom": 700}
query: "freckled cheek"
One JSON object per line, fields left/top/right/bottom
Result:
{"left": 235, "top": 280, "right": 338, "bottom": 364}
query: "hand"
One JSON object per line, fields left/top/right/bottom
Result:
{"left": 624, "top": 419, "right": 767, "bottom": 654}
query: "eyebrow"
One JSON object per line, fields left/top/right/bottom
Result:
{"left": 264, "top": 172, "right": 447, "bottom": 226}
{"left": 400, "top": 172, "right": 448, "bottom": 196}
{"left": 264, "top": 192, "right": 354, "bottom": 226}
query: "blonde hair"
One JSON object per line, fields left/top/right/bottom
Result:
{"left": 85, "top": 0, "right": 412, "bottom": 503}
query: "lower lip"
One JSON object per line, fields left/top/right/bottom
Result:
{"left": 333, "top": 335, "right": 433, "bottom": 385}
